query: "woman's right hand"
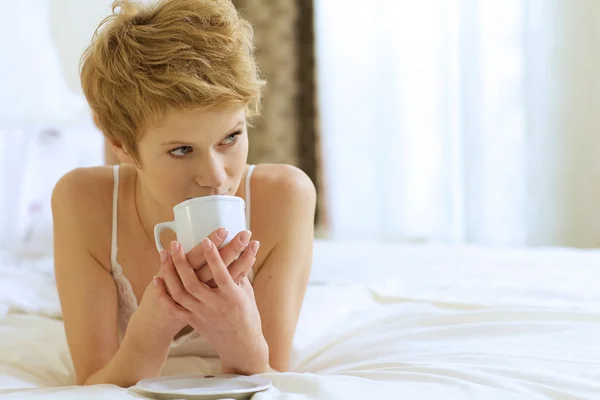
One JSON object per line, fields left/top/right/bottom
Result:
{"left": 128, "top": 229, "right": 252, "bottom": 344}
{"left": 186, "top": 229, "right": 253, "bottom": 288}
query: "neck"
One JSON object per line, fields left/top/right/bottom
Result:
{"left": 134, "top": 172, "right": 174, "bottom": 248}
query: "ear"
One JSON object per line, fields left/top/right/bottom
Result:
{"left": 95, "top": 114, "right": 132, "bottom": 165}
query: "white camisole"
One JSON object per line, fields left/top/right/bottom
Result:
{"left": 110, "top": 164, "right": 257, "bottom": 357}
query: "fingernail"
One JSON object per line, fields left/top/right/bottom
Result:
{"left": 216, "top": 228, "right": 228, "bottom": 240}
{"left": 240, "top": 230, "right": 252, "bottom": 245}
{"left": 160, "top": 250, "right": 167, "bottom": 263}
{"left": 202, "top": 238, "right": 212, "bottom": 251}
{"left": 250, "top": 241, "right": 260, "bottom": 254}
{"left": 153, "top": 276, "right": 159, "bottom": 287}
{"left": 170, "top": 241, "right": 180, "bottom": 252}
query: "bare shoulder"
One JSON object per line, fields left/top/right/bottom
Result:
{"left": 52, "top": 166, "right": 115, "bottom": 218}
{"left": 249, "top": 164, "right": 316, "bottom": 255}
{"left": 52, "top": 166, "right": 116, "bottom": 269}
{"left": 250, "top": 164, "right": 317, "bottom": 215}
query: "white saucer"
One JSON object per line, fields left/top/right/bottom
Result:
{"left": 133, "top": 374, "right": 272, "bottom": 400}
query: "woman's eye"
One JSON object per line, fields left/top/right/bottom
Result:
{"left": 221, "top": 131, "right": 241, "bottom": 145}
{"left": 169, "top": 146, "right": 193, "bottom": 157}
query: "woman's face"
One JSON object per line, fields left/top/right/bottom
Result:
{"left": 134, "top": 106, "right": 249, "bottom": 209}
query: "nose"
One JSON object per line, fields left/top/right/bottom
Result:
{"left": 195, "top": 153, "right": 227, "bottom": 191}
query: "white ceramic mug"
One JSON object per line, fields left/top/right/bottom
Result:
{"left": 154, "top": 195, "right": 247, "bottom": 253}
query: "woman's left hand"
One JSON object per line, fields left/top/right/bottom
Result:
{"left": 164, "top": 237, "right": 270, "bottom": 375}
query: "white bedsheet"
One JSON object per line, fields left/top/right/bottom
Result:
{"left": 0, "top": 241, "right": 599, "bottom": 399}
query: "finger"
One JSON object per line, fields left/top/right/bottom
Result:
{"left": 240, "top": 277, "right": 256, "bottom": 300}
{"left": 229, "top": 240, "right": 259, "bottom": 284}
{"left": 153, "top": 276, "right": 190, "bottom": 315}
{"left": 204, "top": 278, "right": 218, "bottom": 289}
{"left": 171, "top": 240, "right": 216, "bottom": 302}
{"left": 202, "top": 238, "right": 235, "bottom": 293}
{"left": 186, "top": 228, "right": 229, "bottom": 268}
{"left": 193, "top": 230, "right": 251, "bottom": 282}
{"left": 162, "top": 242, "right": 201, "bottom": 309}
{"left": 219, "top": 230, "right": 252, "bottom": 267}
{"left": 194, "top": 265, "right": 212, "bottom": 283}
{"left": 156, "top": 250, "right": 168, "bottom": 278}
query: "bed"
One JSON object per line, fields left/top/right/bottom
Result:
{"left": 0, "top": 240, "right": 599, "bottom": 399}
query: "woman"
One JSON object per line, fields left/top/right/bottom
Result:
{"left": 52, "top": 0, "right": 316, "bottom": 387}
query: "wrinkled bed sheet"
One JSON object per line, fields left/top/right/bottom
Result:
{"left": 0, "top": 241, "right": 599, "bottom": 399}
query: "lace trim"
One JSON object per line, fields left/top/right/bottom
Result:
{"left": 111, "top": 262, "right": 138, "bottom": 337}
{"left": 113, "top": 261, "right": 200, "bottom": 347}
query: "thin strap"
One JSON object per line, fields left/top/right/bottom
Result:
{"left": 245, "top": 164, "right": 256, "bottom": 230}
{"left": 111, "top": 165, "right": 119, "bottom": 271}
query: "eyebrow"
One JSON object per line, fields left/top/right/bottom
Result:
{"left": 161, "top": 119, "right": 246, "bottom": 146}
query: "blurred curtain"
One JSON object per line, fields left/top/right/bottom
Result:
{"left": 316, "top": 0, "right": 600, "bottom": 247}
{"left": 232, "top": 0, "right": 327, "bottom": 231}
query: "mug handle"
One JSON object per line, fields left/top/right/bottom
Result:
{"left": 154, "top": 221, "right": 176, "bottom": 252}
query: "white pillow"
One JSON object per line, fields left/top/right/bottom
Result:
{"left": 8, "top": 115, "right": 104, "bottom": 256}
{"left": 0, "top": 128, "right": 34, "bottom": 248}
{"left": 0, "top": 0, "right": 103, "bottom": 256}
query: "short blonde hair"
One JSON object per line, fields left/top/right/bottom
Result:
{"left": 80, "top": 0, "right": 264, "bottom": 159}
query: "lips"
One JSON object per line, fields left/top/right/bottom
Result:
{"left": 186, "top": 194, "right": 226, "bottom": 200}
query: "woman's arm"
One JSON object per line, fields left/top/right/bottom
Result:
{"left": 250, "top": 166, "right": 317, "bottom": 372}
{"left": 80, "top": 318, "right": 172, "bottom": 387}
{"left": 53, "top": 169, "right": 171, "bottom": 386}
